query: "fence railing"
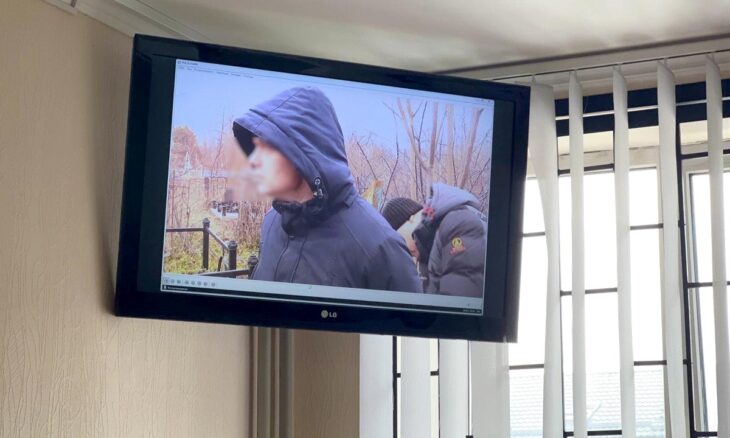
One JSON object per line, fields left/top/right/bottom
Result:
{"left": 165, "top": 218, "right": 258, "bottom": 278}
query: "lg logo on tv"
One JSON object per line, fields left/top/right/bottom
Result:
{"left": 320, "top": 309, "right": 337, "bottom": 319}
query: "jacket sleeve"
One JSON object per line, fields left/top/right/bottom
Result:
{"left": 426, "top": 209, "right": 486, "bottom": 297}
{"left": 367, "top": 237, "right": 424, "bottom": 293}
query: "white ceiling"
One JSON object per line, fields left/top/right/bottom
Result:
{"left": 133, "top": 0, "right": 730, "bottom": 72}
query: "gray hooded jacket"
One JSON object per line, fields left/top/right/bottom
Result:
{"left": 232, "top": 87, "right": 422, "bottom": 293}
{"left": 414, "top": 183, "right": 487, "bottom": 298}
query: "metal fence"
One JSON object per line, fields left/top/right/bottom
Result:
{"left": 165, "top": 218, "right": 258, "bottom": 278}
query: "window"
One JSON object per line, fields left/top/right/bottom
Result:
{"left": 391, "top": 80, "right": 730, "bottom": 438}
{"left": 394, "top": 166, "right": 666, "bottom": 437}
{"left": 558, "top": 167, "right": 665, "bottom": 437}
{"left": 394, "top": 337, "right": 440, "bottom": 438}
{"left": 683, "top": 158, "right": 730, "bottom": 435}
{"left": 509, "top": 178, "right": 547, "bottom": 438}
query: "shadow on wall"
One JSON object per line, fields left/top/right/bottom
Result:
{"left": 87, "top": 29, "right": 132, "bottom": 314}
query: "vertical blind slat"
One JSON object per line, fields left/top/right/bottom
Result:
{"left": 471, "top": 341, "right": 510, "bottom": 437}
{"left": 706, "top": 56, "right": 730, "bottom": 438}
{"left": 359, "top": 335, "right": 394, "bottom": 438}
{"left": 280, "top": 329, "right": 294, "bottom": 438}
{"left": 401, "top": 337, "right": 431, "bottom": 438}
{"left": 528, "top": 82, "right": 564, "bottom": 438}
{"left": 257, "top": 327, "right": 273, "bottom": 438}
{"left": 272, "top": 328, "right": 281, "bottom": 437}
{"left": 613, "top": 67, "right": 637, "bottom": 438}
{"left": 657, "top": 61, "right": 688, "bottom": 438}
{"left": 439, "top": 340, "right": 469, "bottom": 437}
{"left": 569, "top": 71, "right": 588, "bottom": 438}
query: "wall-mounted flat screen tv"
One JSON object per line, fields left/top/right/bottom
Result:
{"left": 115, "top": 35, "right": 529, "bottom": 342}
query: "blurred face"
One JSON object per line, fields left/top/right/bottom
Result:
{"left": 247, "top": 137, "right": 309, "bottom": 202}
{"left": 396, "top": 210, "right": 423, "bottom": 258}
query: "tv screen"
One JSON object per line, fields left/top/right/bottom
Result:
{"left": 115, "top": 35, "right": 529, "bottom": 342}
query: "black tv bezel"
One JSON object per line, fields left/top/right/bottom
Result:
{"left": 114, "top": 35, "right": 529, "bottom": 342}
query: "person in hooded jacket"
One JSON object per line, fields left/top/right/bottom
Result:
{"left": 232, "top": 86, "right": 422, "bottom": 294}
{"left": 381, "top": 183, "right": 487, "bottom": 298}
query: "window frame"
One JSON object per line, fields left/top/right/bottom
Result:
{"left": 393, "top": 337, "right": 441, "bottom": 438}
{"left": 680, "top": 153, "right": 730, "bottom": 434}
{"left": 558, "top": 163, "right": 665, "bottom": 436}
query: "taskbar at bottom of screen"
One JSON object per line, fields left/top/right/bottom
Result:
{"left": 159, "top": 284, "right": 484, "bottom": 316}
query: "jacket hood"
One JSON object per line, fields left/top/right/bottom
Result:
{"left": 425, "top": 182, "right": 480, "bottom": 221}
{"left": 232, "top": 86, "right": 355, "bottom": 206}
{"left": 412, "top": 182, "right": 481, "bottom": 265}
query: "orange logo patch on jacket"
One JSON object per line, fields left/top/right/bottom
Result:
{"left": 450, "top": 237, "right": 465, "bottom": 255}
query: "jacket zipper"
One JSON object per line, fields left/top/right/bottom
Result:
{"left": 288, "top": 232, "right": 308, "bottom": 283}
{"left": 272, "top": 235, "right": 291, "bottom": 280}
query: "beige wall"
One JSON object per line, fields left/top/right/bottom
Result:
{"left": 0, "top": 2, "right": 251, "bottom": 437}
{"left": 0, "top": 3, "right": 361, "bottom": 437}
{"left": 293, "top": 331, "right": 359, "bottom": 438}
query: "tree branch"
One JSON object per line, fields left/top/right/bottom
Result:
{"left": 458, "top": 107, "right": 484, "bottom": 188}
{"left": 396, "top": 98, "right": 429, "bottom": 172}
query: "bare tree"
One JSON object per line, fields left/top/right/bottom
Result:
{"left": 396, "top": 99, "right": 427, "bottom": 198}
{"left": 352, "top": 134, "right": 378, "bottom": 181}
{"left": 390, "top": 99, "right": 488, "bottom": 204}
{"left": 395, "top": 98, "right": 449, "bottom": 199}
{"left": 445, "top": 104, "right": 456, "bottom": 186}
{"left": 381, "top": 132, "right": 400, "bottom": 206}
{"left": 458, "top": 107, "right": 485, "bottom": 188}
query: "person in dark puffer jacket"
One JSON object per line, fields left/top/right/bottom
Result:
{"left": 382, "top": 183, "right": 487, "bottom": 298}
{"left": 232, "top": 86, "right": 422, "bottom": 294}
